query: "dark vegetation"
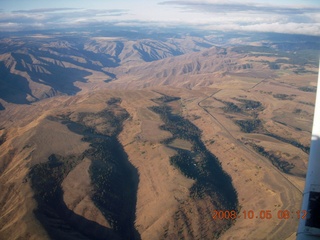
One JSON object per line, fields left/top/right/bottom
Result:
{"left": 150, "top": 96, "right": 238, "bottom": 222}
{"left": 221, "top": 101, "right": 242, "bottom": 113}
{"left": 233, "top": 98, "right": 262, "bottom": 110}
{"left": 214, "top": 95, "right": 307, "bottom": 174}
{"left": 232, "top": 45, "right": 277, "bottom": 55}
{"left": 29, "top": 154, "right": 115, "bottom": 240}
{"left": 214, "top": 97, "right": 242, "bottom": 113}
{"left": 232, "top": 44, "right": 319, "bottom": 66}
{"left": 273, "top": 94, "right": 295, "bottom": 100}
{"left": 29, "top": 100, "right": 140, "bottom": 240}
{"left": 248, "top": 143, "right": 295, "bottom": 174}
{"left": 214, "top": 95, "right": 307, "bottom": 176}
{"left": 293, "top": 108, "right": 303, "bottom": 114}
{"left": 293, "top": 67, "right": 318, "bottom": 75}
{"left": 265, "top": 133, "right": 310, "bottom": 154}
{"left": 298, "top": 86, "right": 317, "bottom": 93}
{"left": 152, "top": 93, "right": 181, "bottom": 104}
{"left": 299, "top": 101, "right": 315, "bottom": 107}
{"left": 107, "top": 97, "right": 122, "bottom": 105}
{"left": 222, "top": 96, "right": 310, "bottom": 160}
{"left": 233, "top": 98, "right": 263, "bottom": 117}
{"left": 235, "top": 117, "right": 309, "bottom": 153}
{"left": 238, "top": 63, "right": 252, "bottom": 70}
{"left": 235, "top": 119, "right": 262, "bottom": 133}
{"left": 217, "top": 97, "right": 263, "bottom": 116}
{"left": 151, "top": 98, "right": 239, "bottom": 238}
{"left": 267, "top": 62, "right": 280, "bottom": 70}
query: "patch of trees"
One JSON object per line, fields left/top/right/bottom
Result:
{"left": 29, "top": 154, "right": 83, "bottom": 204}
{"left": 74, "top": 107, "right": 129, "bottom": 137}
{"left": 298, "top": 86, "right": 317, "bottom": 93}
{"left": 151, "top": 105, "right": 202, "bottom": 141}
{"left": 299, "top": 101, "right": 315, "bottom": 107}
{"left": 152, "top": 95, "right": 181, "bottom": 104}
{"left": 87, "top": 134, "right": 139, "bottom": 239}
{"left": 232, "top": 46, "right": 276, "bottom": 54}
{"left": 240, "top": 63, "right": 252, "bottom": 69}
{"left": 150, "top": 98, "right": 238, "bottom": 212}
{"left": 234, "top": 98, "right": 263, "bottom": 110}
{"left": 268, "top": 62, "right": 280, "bottom": 70}
{"left": 265, "top": 133, "right": 310, "bottom": 154}
{"left": 217, "top": 97, "right": 263, "bottom": 116}
{"left": 235, "top": 119, "right": 262, "bottom": 133}
{"left": 221, "top": 101, "right": 242, "bottom": 113}
{"left": 170, "top": 150, "right": 201, "bottom": 180}
{"left": 233, "top": 45, "right": 318, "bottom": 66}
{"left": 30, "top": 103, "right": 140, "bottom": 240}
{"left": 29, "top": 153, "right": 124, "bottom": 240}
{"left": 294, "top": 67, "right": 317, "bottom": 74}
{"left": 273, "top": 93, "right": 295, "bottom": 100}
{"left": 107, "top": 97, "right": 122, "bottom": 105}
{"left": 249, "top": 143, "right": 295, "bottom": 174}
{"left": 29, "top": 154, "right": 100, "bottom": 239}
{"left": 293, "top": 108, "right": 302, "bottom": 114}
{"left": 71, "top": 109, "right": 139, "bottom": 239}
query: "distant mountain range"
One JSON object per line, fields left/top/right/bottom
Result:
{"left": 0, "top": 31, "right": 318, "bottom": 106}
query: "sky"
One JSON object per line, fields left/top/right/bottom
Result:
{"left": 0, "top": 0, "right": 319, "bottom": 35}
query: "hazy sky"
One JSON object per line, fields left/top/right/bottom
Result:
{"left": 0, "top": 0, "right": 319, "bottom": 35}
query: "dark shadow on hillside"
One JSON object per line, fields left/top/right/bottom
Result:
{"left": 30, "top": 154, "right": 123, "bottom": 240}
{"left": 61, "top": 110, "right": 141, "bottom": 240}
{"left": 34, "top": 105, "right": 141, "bottom": 240}
{"left": 149, "top": 95, "right": 239, "bottom": 238}
{"left": 151, "top": 104, "right": 238, "bottom": 210}
{"left": 0, "top": 62, "right": 35, "bottom": 104}
{"left": 41, "top": 48, "right": 119, "bottom": 81}
{"left": 35, "top": 46, "right": 119, "bottom": 72}
{"left": 12, "top": 53, "right": 90, "bottom": 96}
{"left": 0, "top": 103, "right": 4, "bottom": 110}
{"left": 133, "top": 42, "right": 183, "bottom": 62}
{"left": 79, "top": 49, "right": 120, "bottom": 68}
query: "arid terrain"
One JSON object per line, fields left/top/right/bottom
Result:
{"left": 0, "top": 31, "right": 319, "bottom": 240}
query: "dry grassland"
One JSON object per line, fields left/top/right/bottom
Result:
{"left": 0, "top": 65, "right": 317, "bottom": 239}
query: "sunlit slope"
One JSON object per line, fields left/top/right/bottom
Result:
{"left": 0, "top": 77, "right": 317, "bottom": 239}
{"left": 0, "top": 35, "right": 216, "bottom": 105}
{"left": 1, "top": 33, "right": 317, "bottom": 108}
{"left": 0, "top": 90, "right": 236, "bottom": 239}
